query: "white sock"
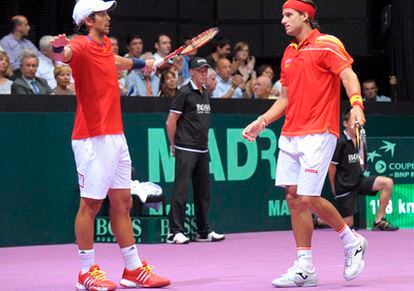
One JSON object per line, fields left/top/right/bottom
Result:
{"left": 337, "top": 224, "right": 359, "bottom": 248}
{"left": 79, "top": 249, "right": 95, "bottom": 274}
{"left": 297, "top": 249, "right": 313, "bottom": 270}
{"left": 121, "top": 245, "right": 142, "bottom": 270}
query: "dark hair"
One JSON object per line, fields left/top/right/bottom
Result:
{"left": 153, "top": 34, "right": 170, "bottom": 45}
{"left": 126, "top": 34, "right": 142, "bottom": 46}
{"left": 257, "top": 64, "right": 275, "bottom": 81}
{"left": 210, "top": 37, "right": 230, "bottom": 53}
{"left": 298, "top": 0, "right": 320, "bottom": 29}
{"left": 362, "top": 78, "right": 376, "bottom": 85}
{"left": 159, "top": 70, "right": 177, "bottom": 97}
{"left": 342, "top": 108, "right": 352, "bottom": 122}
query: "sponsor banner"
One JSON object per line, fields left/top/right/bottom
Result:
{"left": 364, "top": 137, "right": 414, "bottom": 229}
{"left": 95, "top": 216, "right": 197, "bottom": 243}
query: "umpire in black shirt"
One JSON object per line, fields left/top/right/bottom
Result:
{"left": 165, "top": 57, "right": 225, "bottom": 244}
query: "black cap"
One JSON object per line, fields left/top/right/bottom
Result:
{"left": 189, "top": 57, "right": 211, "bottom": 69}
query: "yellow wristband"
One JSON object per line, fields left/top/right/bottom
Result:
{"left": 349, "top": 94, "right": 364, "bottom": 109}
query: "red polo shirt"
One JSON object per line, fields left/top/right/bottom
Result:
{"left": 280, "top": 29, "right": 353, "bottom": 137}
{"left": 67, "top": 35, "right": 123, "bottom": 140}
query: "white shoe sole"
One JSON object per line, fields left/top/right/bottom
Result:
{"left": 76, "top": 282, "right": 112, "bottom": 290}
{"left": 166, "top": 239, "right": 190, "bottom": 244}
{"left": 272, "top": 280, "right": 318, "bottom": 288}
{"left": 119, "top": 278, "right": 144, "bottom": 288}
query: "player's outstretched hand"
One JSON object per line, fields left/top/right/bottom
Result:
{"left": 50, "top": 34, "right": 70, "bottom": 61}
{"left": 242, "top": 119, "right": 264, "bottom": 142}
{"left": 50, "top": 34, "right": 70, "bottom": 49}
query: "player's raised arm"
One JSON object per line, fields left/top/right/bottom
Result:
{"left": 114, "top": 55, "right": 154, "bottom": 72}
{"left": 50, "top": 34, "right": 73, "bottom": 63}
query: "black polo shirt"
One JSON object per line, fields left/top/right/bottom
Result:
{"left": 170, "top": 80, "right": 211, "bottom": 152}
{"left": 331, "top": 130, "right": 364, "bottom": 194}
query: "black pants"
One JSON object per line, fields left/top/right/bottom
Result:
{"left": 169, "top": 149, "right": 211, "bottom": 235}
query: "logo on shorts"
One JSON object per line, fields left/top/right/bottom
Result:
{"left": 304, "top": 168, "right": 319, "bottom": 174}
{"left": 78, "top": 172, "right": 85, "bottom": 188}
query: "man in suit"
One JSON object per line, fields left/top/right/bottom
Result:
{"left": 11, "top": 49, "right": 52, "bottom": 95}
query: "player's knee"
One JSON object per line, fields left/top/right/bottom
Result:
{"left": 79, "top": 199, "right": 102, "bottom": 217}
{"left": 111, "top": 196, "right": 132, "bottom": 215}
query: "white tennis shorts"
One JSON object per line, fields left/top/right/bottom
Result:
{"left": 275, "top": 131, "right": 337, "bottom": 196}
{"left": 72, "top": 134, "right": 132, "bottom": 200}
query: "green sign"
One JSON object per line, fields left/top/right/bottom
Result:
{"left": 364, "top": 137, "right": 414, "bottom": 229}
{"left": 2, "top": 112, "right": 414, "bottom": 247}
{"left": 365, "top": 184, "right": 414, "bottom": 229}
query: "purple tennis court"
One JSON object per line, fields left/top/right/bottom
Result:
{"left": 1, "top": 230, "right": 412, "bottom": 290}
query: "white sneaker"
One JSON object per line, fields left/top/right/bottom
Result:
{"left": 195, "top": 231, "right": 225, "bottom": 242}
{"left": 166, "top": 232, "right": 190, "bottom": 244}
{"left": 272, "top": 261, "right": 318, "bottom": 288}
{"left": 344, "top": 234, "right": 368, "bottom": 281}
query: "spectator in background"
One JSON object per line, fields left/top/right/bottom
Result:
{"left": 159, "top": 70, "right": 177, "bottom": 97}
{"left": 362, "top": 79, "right": 391, "bottom": 102}
{"left": 125, "top": 34, "right": 143, "bottom": 58}
{"left": 0, "top": 51, "right": 13, "bottom": 94}
{"left": 231, "top": 41, "right": 256, "bottom": 83}
{"left": 252, "top": 76, "right": 278, "bottom": 100}
{"left": 110, "top": 36, "right": 128, "bottom": 95}
{"left": 52, "top": 65, "right": 74, "bottom": 95}
{"left": 258, "top": 64, "right": 282, "bottom": 98}
{"left": 205, "top": 37, "right": 231, "bottom": 69}
{"left": 11, "top": 49, "right": 51, "bottom": 95}
{"left": 212, "top": 58, "right": 246, "bottom": 98}
{"left": 37, "top": 35, "right": 57, "bottom": 89}
{"left": 0, "top": 15, "right": 40, "bottom": 71}
{"left": 206, "top": 68, "right": 217, "bottom": 95}
{"left": 153, "top": 34, "right": 172, "bottom": 62}
{"left": 126, "top": 52, "right": 160, "bottom": 96}
{"left": 246, "top": 64, "right": 277, "bottom": 98}
{"left": 109, "top": 36, "right": 120, "bottom": 55}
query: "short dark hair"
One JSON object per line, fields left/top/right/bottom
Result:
{"left": 210, "top": 37, "right": 230, "bottom": 53}
{"left": 342, "top": 108, "right": 352, "bottom": 122}
{"left": 153, "top": 34, "right": 170, "bottom": 45}
{"left": 126, "top": 34, "right": 142, "bottom": 46}
{"left": 362, "top": 78, "right": 376, "bottom": 85}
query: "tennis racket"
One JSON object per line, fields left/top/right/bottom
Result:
{"left": 355, "top": 121, "right": 367, "bottom": 171}
{"left": 153, "top": 27, "right": 219, "bottom": 68}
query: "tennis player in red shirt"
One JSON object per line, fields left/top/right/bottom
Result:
{"left": 51, "top": 0, "right": 170, "bottom": 289}
{"left": 243, "top": 0, "right": 367, "bottom": 287}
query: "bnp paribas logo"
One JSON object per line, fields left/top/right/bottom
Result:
{"left": 366, "top": 140, "right": 396, "bottom": 175}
